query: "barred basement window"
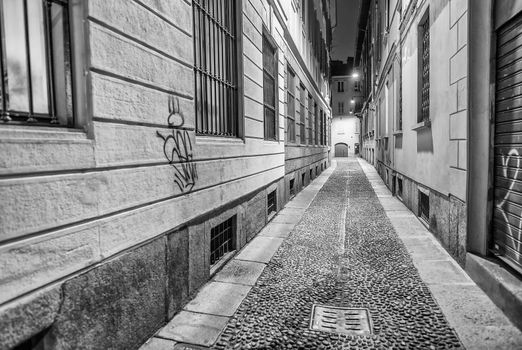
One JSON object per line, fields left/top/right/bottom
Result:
{"left": 309, "top": 168, "right": 313, "bottom": 180}
{"left": 418, "top": 10, "right": 430, "bottom": 123}
{"left": 263, "top": 31, "right": 277, "bottom": 140}
{"left": 419, "top": 191, "right": 429, "bottom": 223}
{"left": 193, "top": 0, "right": 241, "bottom": 137}
{"left": 289, "top": 178, "right": 295, "bottom": 197}
{"left": 0, "top": 0, "right": 73, "bottom": 126}
{"left": 397, "top": 178, "right": 403, "bottom": 200}
{"left": 301, "top": 172, "right": 305, "bottom": 187}
{"left": 210, "top": 216, "right": 236, "bottom": 266}
{"left": 286, "top": 65, "right": 296, "bottom": 143}
{"left": 267, "top": 189, "right": 277, "bottom": 216}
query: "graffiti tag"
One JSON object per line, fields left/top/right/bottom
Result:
{"left": 496, "top": 149, "right": 522, "bottom": 255}
{"left": 157, "top": 96, "right": 198, "bottom": 192}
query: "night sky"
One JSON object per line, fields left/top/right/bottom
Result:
{"left": 331, "top": 0, "right": 361, "bottom": 61}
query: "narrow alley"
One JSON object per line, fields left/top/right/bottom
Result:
{"left": 2, "top": 0, "right": 522, "bottom": 349}
{"left": 142, "top": 159, "right": 522, "bottom": 349}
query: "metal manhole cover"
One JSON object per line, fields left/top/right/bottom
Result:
{"left": 309, "top": 304, "right": 373, "bottom": 336}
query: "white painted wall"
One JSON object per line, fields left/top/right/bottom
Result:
{"left": 331, "top": 116, "right": 360, "bottom": 156}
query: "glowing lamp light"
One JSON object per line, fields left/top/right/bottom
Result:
{"left": 352, "top": 72, "right": 359, "bottom": 79}
{"left": 350, "top": 99, "right": 355, "bottom": 104}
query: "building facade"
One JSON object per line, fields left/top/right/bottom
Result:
{"left": 331, "top": 58, "right": 362, "bottom": 157}
{"left": 0, "top": 0, "right": 332, "bottom": 349}
{"left": 355, "top": 0, "right": 522, "bottom": 329}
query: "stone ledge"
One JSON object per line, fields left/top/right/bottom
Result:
{"left": 466, "top": 253, "right": 522, "bottom": 331}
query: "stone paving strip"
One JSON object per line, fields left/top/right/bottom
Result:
{"left": 139, "top": 163, "right": 337, "bottom": 349}
{"left": 357, "top": 158, "right": 522, "bottom": 350}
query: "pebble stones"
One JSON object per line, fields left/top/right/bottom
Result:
{"left": 213, "top": 159, "right": 463, "bottom": 350}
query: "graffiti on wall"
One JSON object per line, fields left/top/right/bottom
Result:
{"left": 156, "top": 96, "right": 198, "bottom": 192}
{"left": 496, "top": 149, "right": 522, "bottom": 254}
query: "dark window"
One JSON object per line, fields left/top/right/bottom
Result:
{"left": 299, "top": 84, "right": 306, "bottom": 144}
{"left": 301, "top": 172, "right": 305, "bottom": 186}
{"left": 263, "top": 33, "right": 277, "bottom": 140}
{"left": 286, "top": 65, "right": 296, "bottom": 143}
{"left": 337, "top": 81, "right": 344, "bottom": 92}
{"left": 289, "top": 178, "right": 295, "bottom": 197}
{"left": 397, "top": 178, "right": 403, "bottom": 199}
{"left": 419, "top": 191, "right": 430, "bottom": 222}
{"left": 307, "top": 94, "right": 313, "bottom": 144}
{"left": 419, "top": 10, "right": 430, "bottom": 122}
{"left": 210, "top": 216, "right": 236, "bottom": 265}
{"left": 0, "top": 0, "right": 73, "bottom": 126}
{"left": 314, "top": 102, "right": 318, "bottom": 145}
{"left": 338, "top": 102, "right": 344, "bottom": 114}
{"left": 309, "top": 168, "right": 313, "bottom": 180}
{"left": 193, "top": 0, "right": 240, "bottom": 136}
{"left": 267, "top": 189, "right": 277, "bottom": 215}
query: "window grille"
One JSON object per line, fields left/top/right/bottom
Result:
{"left": 314, "top": 103, "right": 320, "bottom": 145}
{"left": 337, "top": 81, "right": 344, "bottom": 92}
{"left": 289, "top": 178, "right": 295, "bottom": 197}
{"left": 299, "top": 84, "right": 306, "bottom": 144}
{"left": 263, "top": 33, "right": 277, "bottom": 140}
{"left": 397, "top": 178, "right": 403, "bottom": 199}
{"left": 286, "top": 66, "right": 296, "bottom": 142}
{"left": 267, "top": 189, "right": 277, "bottom": 216}
{"left": 307, "top": 94, "right": 313, "bottom": 145}
{"left": 193, "top": 0, "right": 240, "bottom": 137}
{"left": 419, "top": 13, "right": 430, "bottom": 122}
{"left": 419, "top": 191, "right": 429, "bottom": 222}
{"left": 210, "top": 215, "right": 236, "bottom": 265}
{"left": 0, "top": 0, "right": 73, "bottom": 126}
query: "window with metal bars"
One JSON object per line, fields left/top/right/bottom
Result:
{"left": 0, "top": 0, "right": 73, "bottom": 126}
{"left": 314, "top": 103, "right": 320, "bottom": 145}
{"left": 193, "top": 0, "right": 240, "bottom": 137}
{"left": 286, "top": 65, "right": 296, "bottom": 143}
{"left": 307, "top": 94, "right": 313, "bottom": 145}
{"left": 289, "top": 178, "right": 295, "bottom": 197}
{"left": 299, "top": 84, "right": 306, "bottom": 144}
{"left": 210, "top": 215, "right": 236, "bottom": 266}
{"left": 418, "top": 10, "right": 430, "bottom": 123}
{"left": 337, "top": 81, "right": 344, "bottom": 92}
{"left": 263, "top": 32, "right": 277, "bottom": 140}
{"left": 397, "top": 177, "right": 403, "bottom": 200}
{"left": 338, "top": 102, "right": 344, "bottom": 114}
{"left": 267, "top": 189, "right": 277, "bottom": 216}
{"left": 419, "top": 191, "right": 429, "bottom": 223}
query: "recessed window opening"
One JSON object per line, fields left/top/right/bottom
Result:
{"left": 419, "top": 191, "right": 430, "bottom": 223}
{"left": 302, "top": 172, "right": 305, "bottom": 187}
{"left": 310, "top": 168, "right": 313, "bottom": 180}
{"left": 210, "top": 216, "right": 236, "bottom": 266}
{"left": 13, "top": 327, "right": 49, "bottom": 350}
{"left": 1, "top": 0, "right": 73, "bottom": 126}
{"left": 289, "top": 178, "right": 295, "bottom": 197}
{"left": 193, "top": 0, "right": 240, "bottom": 136}
{"left": 267, "top": 189, "right": 277, "bottom": 216}
{"left": 397, "top": 178, "right": 403, "bottom": 200}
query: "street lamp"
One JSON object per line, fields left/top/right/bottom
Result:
{"left": 350, "top": 99, "right": 355, "bottom": 104}
{"left": 351, "top": 72, "right": 359, "bottom": 79}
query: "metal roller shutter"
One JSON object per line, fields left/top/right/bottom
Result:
{"left": 493, "top": 11, "right": 522, "bottom": 273}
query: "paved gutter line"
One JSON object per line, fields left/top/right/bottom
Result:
{"left": 140, "top": 161, "right": 338, "bottom": 349}
{"left": 357, "top": 158, "right": 522, "bottom": 350}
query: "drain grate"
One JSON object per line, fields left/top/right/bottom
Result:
{"left": 309, "top": 305, "right": 373, "bottom": 336}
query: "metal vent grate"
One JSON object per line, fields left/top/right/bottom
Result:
{"left": 310, "top": 305, "right": 372, "bottom": 336}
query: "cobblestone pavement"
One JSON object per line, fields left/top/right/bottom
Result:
{"left": 214, "top": 158, "right": 463, "bottom": 349}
